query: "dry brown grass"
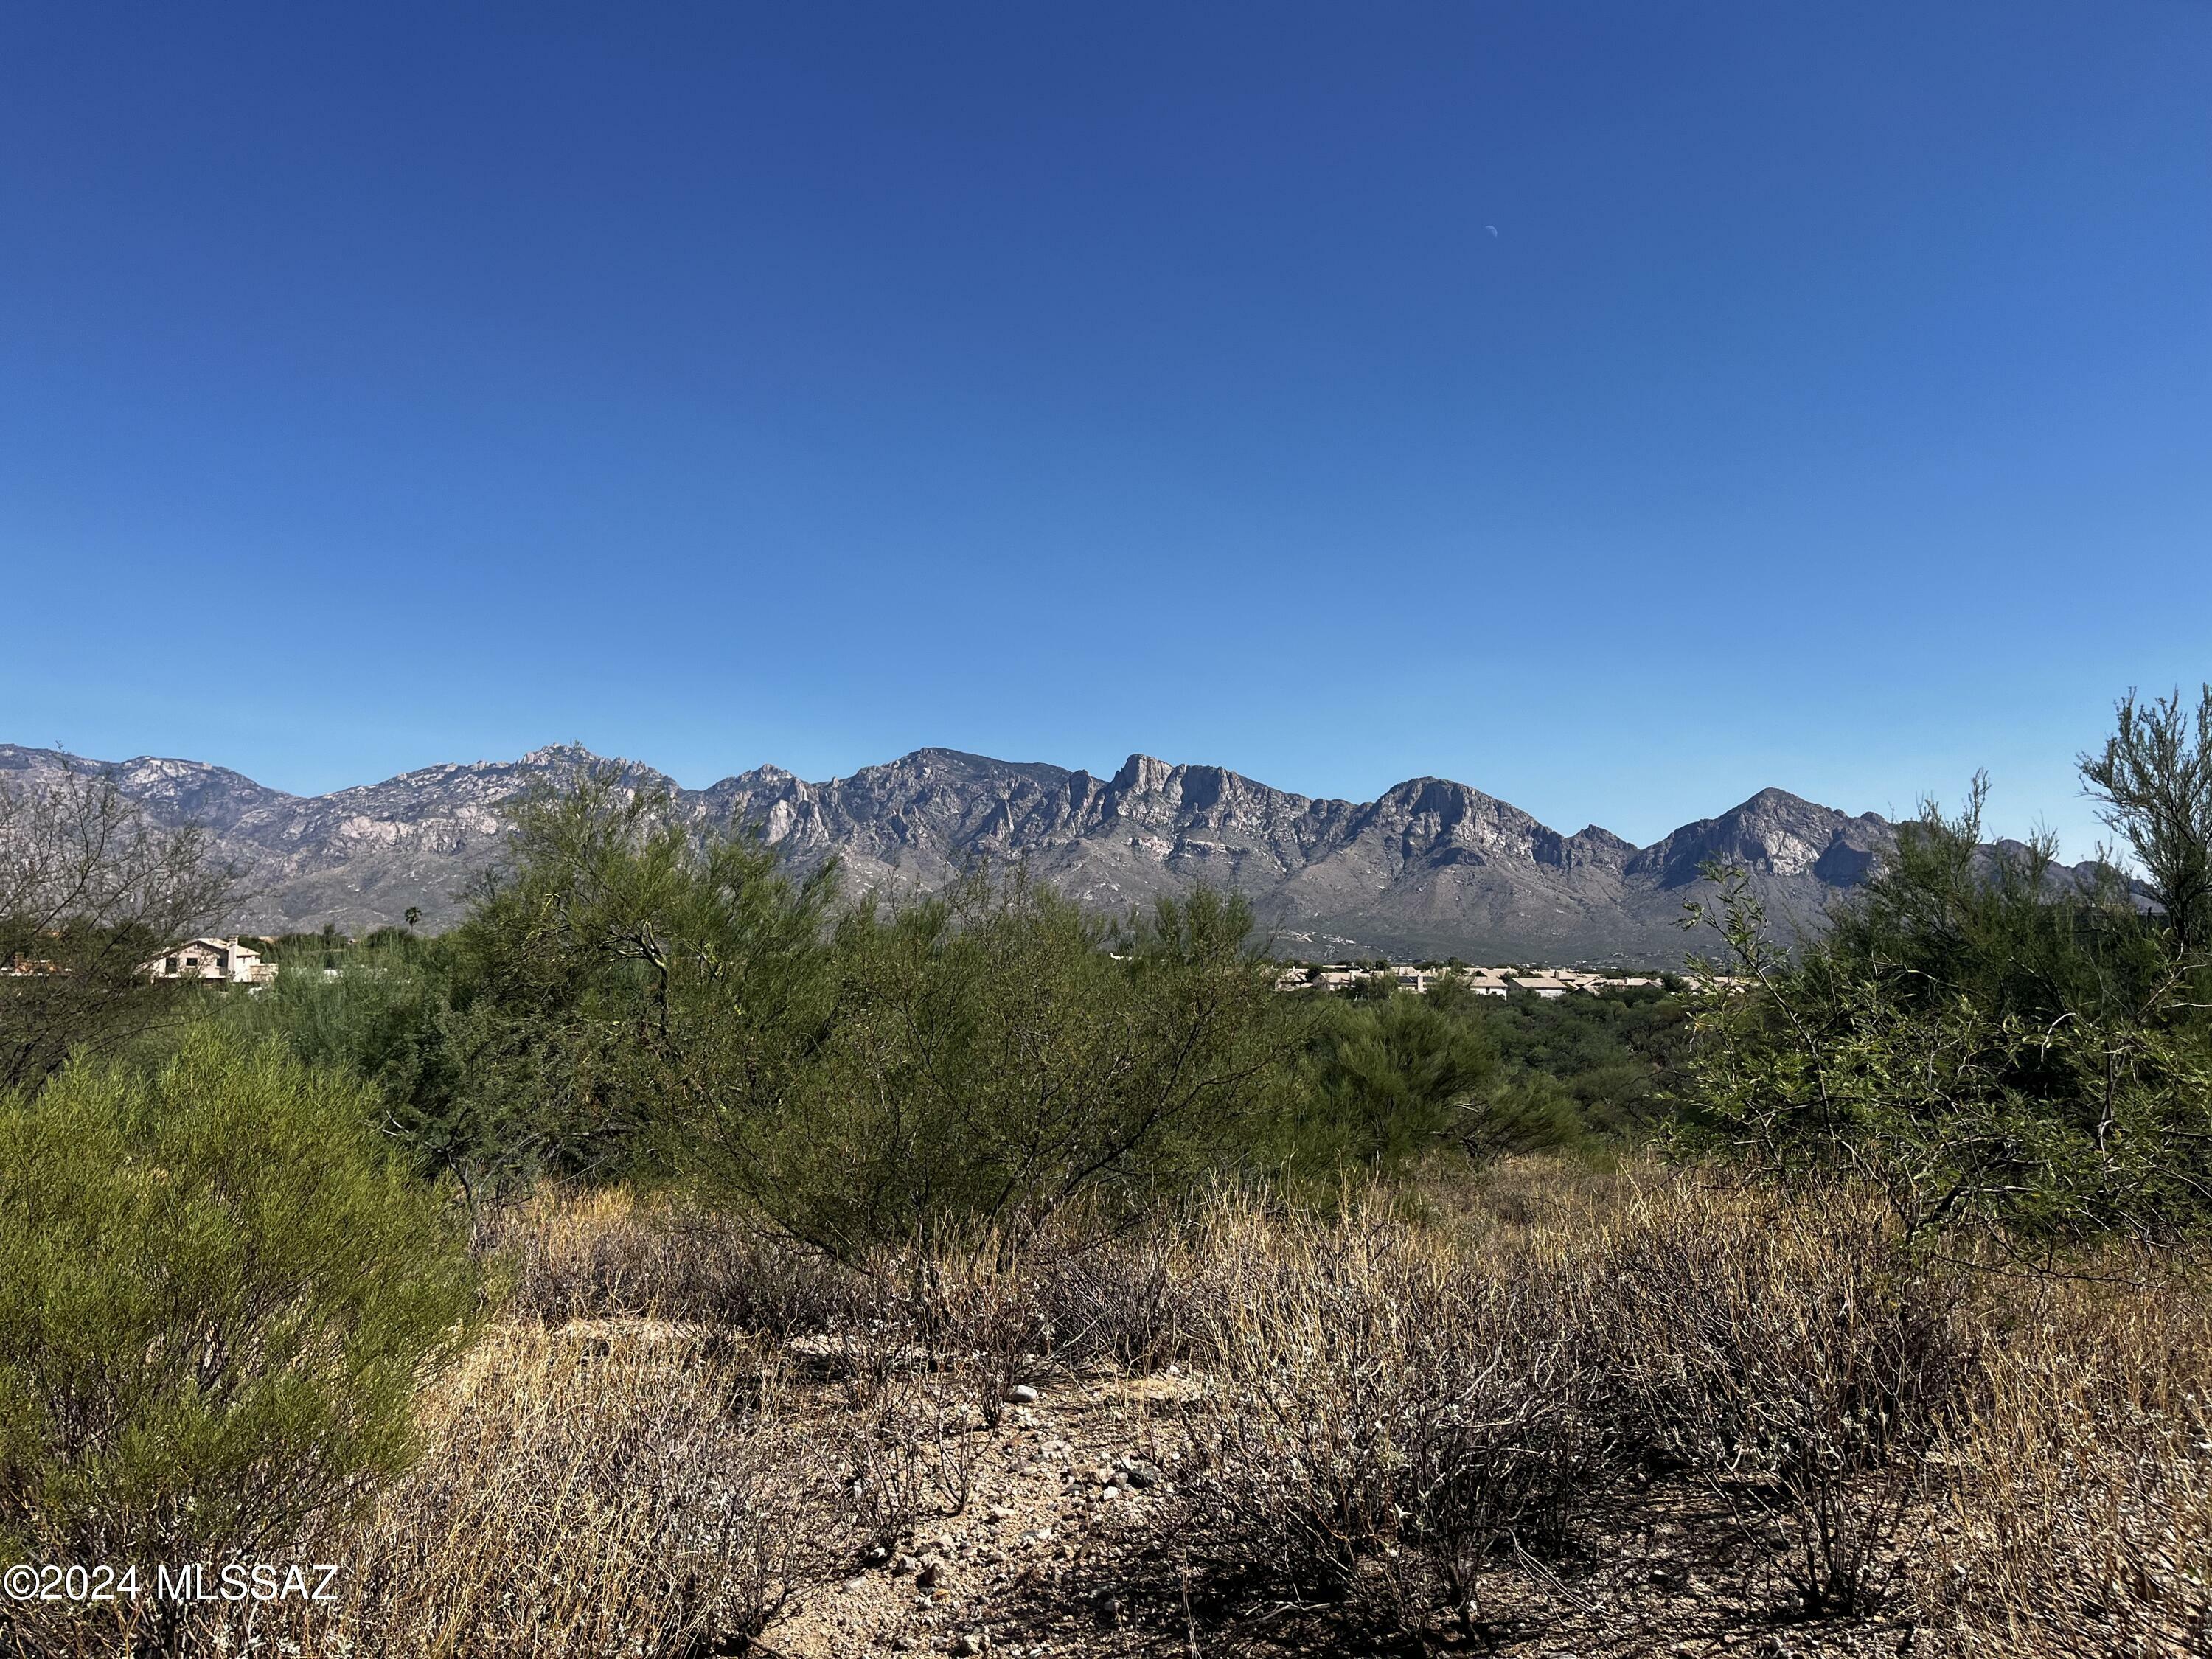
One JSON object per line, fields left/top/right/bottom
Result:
{"left": 16, "top": 1164, "right": 2208, "bottom": 1658}
{"left": 1145, "top": 1168, "right": 2211, "bottom": 1653}
{"left": 485, "top": 1185, "right": 858, "bottom": 1337}
{"left": 1922, "top": 1265, "right": 2212, "bottom": 1654}
{"left": 205, "top": 1321, "right": 854, "bottom": 1658}
{"left": 1167, "top": 1194, "right": 1613, "bottom": 1643}
{"left": 7, "top": 1315, "right": 859, "bottom": 1658}
{"left": 1590, "top": 1180, "right": 1981, "bottom": 1618}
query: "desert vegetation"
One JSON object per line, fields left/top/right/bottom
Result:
{"left": 4, "top": 690, "right": 2212, "bottom": 1656}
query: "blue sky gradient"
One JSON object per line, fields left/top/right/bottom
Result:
{"left": 4, "top": 2, "right": 2207, "bottom": 850}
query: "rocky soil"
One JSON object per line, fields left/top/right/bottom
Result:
{"left": 762, "top": 1370, "right": 1935, "bottom": 1659}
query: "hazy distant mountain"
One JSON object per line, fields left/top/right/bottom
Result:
{"left": 2, "top": 740, "right": 1920, "bottom": 964}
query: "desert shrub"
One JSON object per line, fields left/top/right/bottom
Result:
{"left": 220, "top": 938, "right": 453, "bottom": 1102}
{"left": 485, "top": 1184, "right": 1179, "bottom": 1413}
{"left": 0, "top": 1027, "right": 483, "bottom": 1643}
{"left": 1596, "top": 1180, "right": 1980, "bottom": 1614}
{"left": 1036, "top": 1219, "right": 1194, "bottom": 1375}
{"left": 1294, "top": 991, "right": 1504, "bottom": 1170}
{"left": 447, "top": 765, "right": 845, "bottom": 1186}
{"left": 451, "top": 776, "right": 1295, "bottom": 1254}
{"left": 211, "top": 936, "right": 540, "bottom": 1216}
{"left": 832, "top": 1357, "right": 984, "bottom": 1554}
{"left": 1173, "top": 1197, "right": 1611, "bottom": 1642}
{"left": 1683, "top": 784, "right": 2212, "bottom": 1244}
{"left": 2082, "top": 684, "right": 2212, "bottom": 959}
{"left": 1290, "top": 988, "right": 1616, "bottom": 1179}
{"left": 892, "top": 1231, "right": 1067, "bottom": 1430}
{"left": 703, "top": 869, "right": 1290, "bottom": 1257}
{"left": 1459, "top": 977, "right": 1692, "bottom": 1138}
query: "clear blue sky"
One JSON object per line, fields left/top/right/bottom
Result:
{"left": 4, "top": 2, "right": 2206, "bottom": 852}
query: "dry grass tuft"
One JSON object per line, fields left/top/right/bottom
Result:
{"left": 1593, "top": 1180, "right": 1981, "bottom": 1616}
{"left": 241, "top": 1321, "right": 853, "bottom": 1657}
{"left": 486, "top": 1185, "right": 858, "bottom": 1337}
{"left": 1924, "top": 1265, "right": 2212, "bottom": 1654}
{"left": 1170, "top": 1194, "right": 1613, "bottom": 1645}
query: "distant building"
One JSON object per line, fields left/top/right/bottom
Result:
{"left": 1510, "top": 974, "right": 1570, "bottom": 999}
{"left": 1398, "top": 965, "right": 1513, "bottom": 996}
{"left": 1554, "top": 971, "right": 1623, "bottom": 993}
{"left": 1689, "top": 974, "right": 1753, "bottom": 995}
{"left": 1276, "top": 961, "right": 1664, "bottom": 998}
{"left": 143, "top": 937, "right": 274, "bottom": 986}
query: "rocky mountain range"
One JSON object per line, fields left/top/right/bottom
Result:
{"left": 2, "top": 740, "right": 1918, "bottom": 964}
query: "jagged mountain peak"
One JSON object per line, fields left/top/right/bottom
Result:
{"left": 719, "top": 762, "right": 800, "bottom": 787}
{"left": 1371, "top": 774, "right": 1518, "bottom": 817}
{"left": 516, "top": 741, "right": 614, "bottom": 768}
{"left": 1627, "top": 785, "right": 1890, "bottom": 891}
{"left": 1734, "top": 785, "right": 1815, "bottom": 810}
{"left": 1, "top": 739, "right": 1894, "bottom": 964}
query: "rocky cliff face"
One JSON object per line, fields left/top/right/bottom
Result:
{"left": 0, "top": 741, "right": 1908, "bottom": 964}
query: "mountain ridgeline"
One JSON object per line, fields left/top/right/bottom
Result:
{"left": 4, "top": 741, "right": 1925, "bottom": 963}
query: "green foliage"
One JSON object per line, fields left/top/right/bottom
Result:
{"left": 438, "top": 776, "right": 1303, "bottom": 1255}
{"left": 1300, "top": 991, "right": 1498, "bottom": 1167}
{"left": 698, "top": 869, "right": 1290, "bottom": 1256}
{"left": 1463, "top": 1068, "right": 1587, "bottom": 1165}
{"left": 214, "top": 936, "right": 526, "bottom": 1207}
{"left": 1683, "top": 779, "right": 2212, "bottom": 1242}
{"left": 2081, "top": 684, "right": 2212, "bottom": 955}
{"left": 1821, "top": 776, "right": 2164, "bottom": 1038}
{"left": 213, "top": 771, "right": 1697, "bottom": 1253}
{"left": 442, "top": 767, "right": 843, "bottom": 1185}
{"left": 0, "top": 1026, "right": 484, "bottom": 1568}
{"left": 350, "top": 773, "right": 1697, "bottom": 1234}
{"left": 225, "top": 945, "right": 445, "bottom": 1097}
{"left": 1290, "top": 982, "right": 1597, "bottom": 1173}
{"left": 1466, "top": 979, "right": 1690, "bottom": 1138}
